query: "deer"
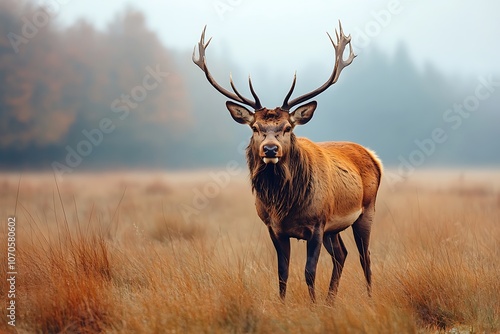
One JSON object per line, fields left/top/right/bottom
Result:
{"left": 192, "top": 22, "right": 383, "bottom": 303}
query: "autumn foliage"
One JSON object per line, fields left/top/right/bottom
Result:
{"left": 0, "top": 1, "right": 191, "bottom": 168}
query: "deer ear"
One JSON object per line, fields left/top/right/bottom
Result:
{"left": 226, "top": 101, "right": 255, "bottom": 125}
{"left": 290, "top": 101, "right": 317, "bottom": 125}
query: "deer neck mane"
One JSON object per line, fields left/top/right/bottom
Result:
{"left": 246, "top": 135, "right": 312, "bottom": 221}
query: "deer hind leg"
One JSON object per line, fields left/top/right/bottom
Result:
{"left": 323, "top": 232, "right": 348, "bottom": 302}
{"left": 352, "top": 209, "right": 374, "bottom": 296}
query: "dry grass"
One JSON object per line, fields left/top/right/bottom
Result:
{"left": 0, "top": 170, "right": 499, "bottom": 333}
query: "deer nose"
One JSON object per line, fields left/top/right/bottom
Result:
{"left": 263, "top": 145, "right": 278, "bottom": 157}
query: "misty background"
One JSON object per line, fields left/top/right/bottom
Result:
{"left": 1, "top": 0, "right": 499, "bottom": 172}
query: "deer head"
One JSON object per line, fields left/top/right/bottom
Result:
{"left": 192, "top": 22, "right": 355, "bottom": 165}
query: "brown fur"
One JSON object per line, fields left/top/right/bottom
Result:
{"left": 241, "top": 106, "right": 383, "bottom": 302}
{"left": 249, "top": 135, "right": 382, "bottom": 239}
{"left": 193, "top": 24, "right": 381, "bottom": 302}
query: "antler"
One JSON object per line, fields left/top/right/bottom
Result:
{"left": 192, "top": 26, "right": 262, "bottom": 110}
{"left": 281, "top": 21, "right": 356, "bottom": 110}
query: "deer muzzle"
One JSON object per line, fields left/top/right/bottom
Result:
{"left": 261, "top": 143, "right": 281, "bottom": 164}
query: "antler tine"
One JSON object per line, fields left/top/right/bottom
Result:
{"left": 192, "top": 26, "right": 261, "bottom": 110}
{"left": 327, "top": 31, "right": 336, "bottom": 48}
{"left": 248, "top": 75, "right": 262, "bottom": 109}
{"left": 281, "top": 21, "right": 356, "bottom": 110}
{"left": 281, "top": 72, "right": 297, "bottom": 110}
{"left": 192, "top": 26, "right": 209, "bottom": 68}
{"left": 337, "top": 20, "right": 343, "bottom": 42}
{"left": 331, "top": 21, "right": 356, "bottom": 83}
{"left": 227, "top": 74, "right": 262, "bottom": 109}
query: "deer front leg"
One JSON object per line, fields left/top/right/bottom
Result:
{"left": 305, "top": 229, "right": 323, "bottom": 303}
{"left": 269, "top": 228, "right": 290, "bottom": 301}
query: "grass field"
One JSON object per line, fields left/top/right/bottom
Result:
{"left": 1, "top": 170, "right": 499, "bottom": 333}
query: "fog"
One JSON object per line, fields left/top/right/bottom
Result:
{"left": 1, "top": 0, "right": 499, "bottom": 175}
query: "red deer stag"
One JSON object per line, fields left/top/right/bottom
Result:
{"left": 193, "top": 22, "right": 383, "bottom": 302}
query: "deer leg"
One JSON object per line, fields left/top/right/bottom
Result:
{"left": 352, "top": 210, "right": 374, "bottom": 296}
{"left": 323, "top": 232, "right": 348, "bottom": 302}
{"left": 305, "top": 229, "right": 323, "bottom": 303}
{"left": 269, "top": 228, "right": 290, "bottom": 301}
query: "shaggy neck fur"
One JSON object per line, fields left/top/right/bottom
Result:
{"left": 247, "top": 134, "right": 313, "bottom": 222}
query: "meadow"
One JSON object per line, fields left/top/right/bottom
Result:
{"left": 0, "top": 170, "right": 499, "bottom": 333}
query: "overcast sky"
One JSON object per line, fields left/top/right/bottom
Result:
{"left": 52, "top": 0, "right": 500, "bottom": 77}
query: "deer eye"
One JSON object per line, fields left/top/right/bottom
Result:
{"left": 284, "top": 126, "right": 292, "bottom": 133}
{"left": 252, "top": 126, "right": 259, "bottom": 133}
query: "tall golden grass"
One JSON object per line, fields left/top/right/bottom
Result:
{"left": 0, "top": 170, "right": 499, "bottom": 333}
